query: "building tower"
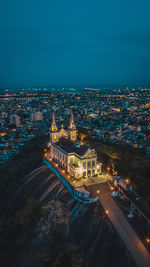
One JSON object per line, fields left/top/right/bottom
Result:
{"left": 68, "top": 110, "right": 77, "bottom": 141}
{"left": 50, "top": 112, "right": 58, "bottom": 143}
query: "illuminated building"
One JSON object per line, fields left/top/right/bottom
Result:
{"left": 49, "top": 111, "right": 100, "bottom": 179}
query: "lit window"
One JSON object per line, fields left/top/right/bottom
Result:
{"left": 83, "top": 171, "right": 86, "bottom": 177}
{"left": 92, "top": 160, "right": 95, "bottom": 167}
{"left": 83, "top": 162, "right": 86, "bottom": 168}
{"left": 54, "top": 134, "right": 57, "bottom": 140}
{"left": 88, "top": 161, "right": 91, "bottom": 167}
{"left": 72, "top": 132, "right": 75, "bottom": 138}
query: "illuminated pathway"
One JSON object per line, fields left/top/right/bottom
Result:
{"left": 100, "top": 193, "right": 150, "bottom": 267}
{"left": 88, "top": 183, "right": 150, "bottom": 267}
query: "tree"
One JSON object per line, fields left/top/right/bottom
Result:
{"left": 52, "top": 244, "right": 88, "bottom": 267}
{"left": 38, "top": 200, "right": 70, "bottom": 241}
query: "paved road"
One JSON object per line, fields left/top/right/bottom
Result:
{"left": 88, "top": 183, "right": 150, "bottom": 267}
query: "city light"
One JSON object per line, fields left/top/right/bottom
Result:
{"left": 146, "top": 238, "right": 150, "bottom": 243}
{"left": 110, "top": 186, "right": 114, "bottom": 191}
{"left": 105, "top": 210, "right": 109, "bottom": 214}
{"left": 96, "top": 190, "right": 100, "bottom": 194}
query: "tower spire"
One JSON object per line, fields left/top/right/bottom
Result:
{"left": 51, "top": 112, "right": 58, "bottom": 132}
{"left": 69, "top": 110, "right": 76, "bottom": 130}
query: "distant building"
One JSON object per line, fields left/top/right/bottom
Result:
{"left": 1, "top": 112, "right": 8, "bottom": 119}
{"left": 15, "top": 115, "right": 20, "bottom": 127}
{"left": 49, "top": 112, "right": 100, "bottom": 179}
{"left": 36, "top": 111, "right": 42, "bottom": 121}
{"left": 10, "top": 114, "right": 20, "bottom": 127}
{"left": 30, "top": 112, "right": 42, "bottom": 121}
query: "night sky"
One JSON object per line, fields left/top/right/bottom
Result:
{"left": 0, "top": 0, "right": 150, "bottom": 88}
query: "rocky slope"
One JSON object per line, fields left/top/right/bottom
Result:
{"left": 6, "top": 164, "right": 136, "bottom": 267}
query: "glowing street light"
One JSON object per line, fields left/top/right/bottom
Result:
{"left": 97, "top": 190, "right": 100, "bottom": 194}
{"left": 110, "top": 186, "right": 114, "bottom": 191}
{"left": 105, "top": 210, "right": 109, "bottom": 214}
{"left": 126, "top": 178, "right": 130, "bottom": 184}
{"left": 146, "top": 237, "right": 150, "bottom": 243}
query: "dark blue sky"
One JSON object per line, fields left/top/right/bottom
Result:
{"left": 0, "top": 0, "right": 150, "bottom": 88}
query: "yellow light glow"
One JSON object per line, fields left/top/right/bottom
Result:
{"left": 97, "top": 190, "right": 100, "bottom": 194}
{"left": 105, "top": 210, "right": 109, "bottom": 214}
{"left": 110, "top": 186, "right": 114, "bottom": 191}
{"left": 146, "top": 238, "right": 150, "bottom": 243}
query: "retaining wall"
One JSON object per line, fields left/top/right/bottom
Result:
{"left": 43, "top": 158, "right": 98, "bottom": 204}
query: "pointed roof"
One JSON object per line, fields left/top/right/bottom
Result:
{"left": 69, "top": 110, "right": 76, "bottom": 130}
{"left": 50, "top": 112, "right": 58, "bottom": 132}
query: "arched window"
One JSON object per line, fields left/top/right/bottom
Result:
{"left": 72, "top": 132, "right": 75, "bottom": 138}
{"left": 83, "top": 171, "right": 86, "bottom": 177}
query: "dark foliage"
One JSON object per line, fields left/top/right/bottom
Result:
{"left": 0, "top": 135, "right": 49, "bottom": 213}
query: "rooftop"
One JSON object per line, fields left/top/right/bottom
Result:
{"left": 53, "top": 137, "right": 89, "bottom": 156}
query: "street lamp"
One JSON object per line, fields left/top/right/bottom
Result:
{"left": 107, "top": 167, "right": 110, "bottom": 172}
{"left": 105, "top": 210, "right": 109, "bottom": 214}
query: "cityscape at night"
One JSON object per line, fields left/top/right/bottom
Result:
{"left": 0, "top": 1, "right": 150, "bottom": 267}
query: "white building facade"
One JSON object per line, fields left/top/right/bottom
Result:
{"left": 49, "top": 112, "right": 101, "bottom": 179}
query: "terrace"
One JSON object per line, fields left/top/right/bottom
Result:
{"left": 44, "top": 152, "right": 109, "bottom": 187}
